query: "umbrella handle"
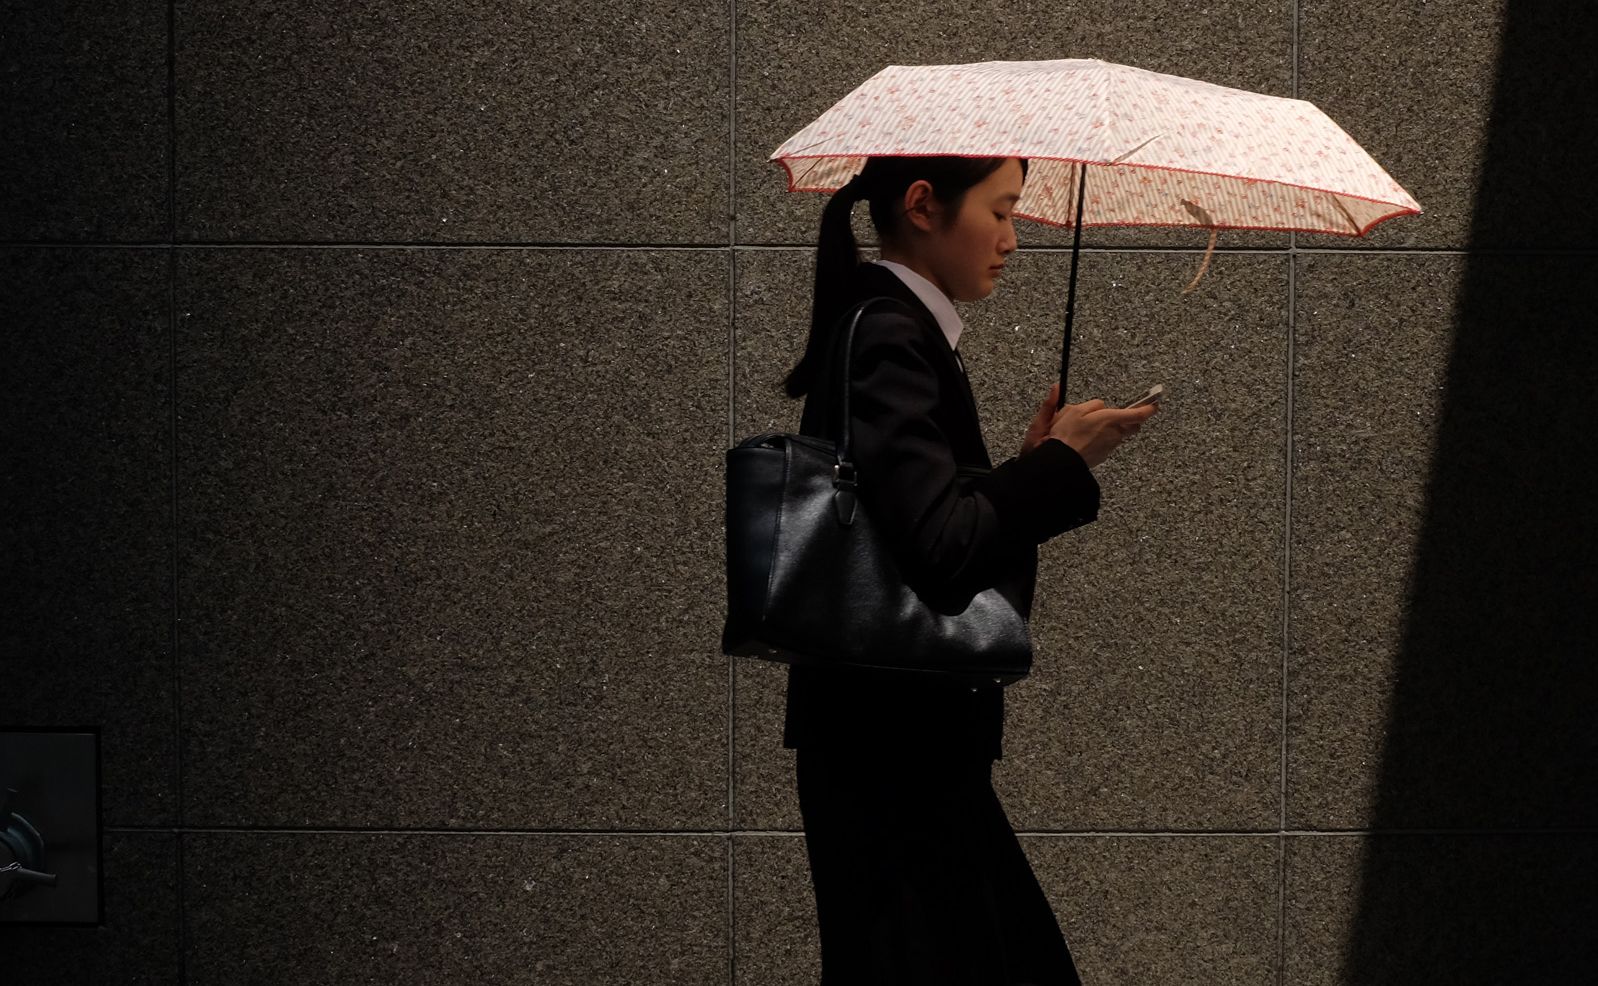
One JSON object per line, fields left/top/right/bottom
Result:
{"left": 1056, "top": 161, "right": 1086, "bottom": 412}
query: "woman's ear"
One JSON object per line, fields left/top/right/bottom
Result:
{"left": 901, "top": 179, "right": 942, "bottom": 234}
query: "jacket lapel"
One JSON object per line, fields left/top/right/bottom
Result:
{"left": 851, "top": 262, "right": 953, "bottom": 362}
{"left": 850, "top": 262, "right": 986, "bottom": 448}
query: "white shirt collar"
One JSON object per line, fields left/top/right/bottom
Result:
{"left": 872, "top": 259, "right": 963, "bottom": 353}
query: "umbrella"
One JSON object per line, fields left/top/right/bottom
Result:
{"left": 770, "top": 57, "right": 1423, "bottom": 409}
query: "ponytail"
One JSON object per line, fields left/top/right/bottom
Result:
{"left": 781, "top": 174, "right": 868, "bottom": 399}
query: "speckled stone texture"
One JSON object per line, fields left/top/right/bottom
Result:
{"left": 1289, "top": 253, "right": 1596, "bottom": 832}
{"left": 1285, "top": 835, "right": 1598, "bottom": 985}
{"left": 175, "top": 248, "right": 730, "bottom": 829}
{"left": 1288, "top": 253, "right": 1452, "bottom": 829}
{"left": 173, "top": 1, "right": 731, "bottom": 243}
{"left": 733, "top": 247, "right": 1286, "bottom": 832}
{"left": 0, "top": 2, "right": 169, "bottom": 241}
{"left": 980, "top": 249, "right": 1286, "bottom": 832}
{"left": 735, "top": 833, "right": 1280, "bottom": 985}
{"left": 0, "top": 249, "right": 178, "bottom": 824}
{"left": 736, "top": 0, "right": 1295, "bottom": 251}
{"left": 6, "top": 0, "right": 1592, "bottom": 980}
{"left": 0, "top": 833, "right": 180, "bottom": 983}
{"left": 184, "top": 833, "right": 727, "bottom": 985}
{"left": 731, "top": 834, "right": 815, "bottom": 983}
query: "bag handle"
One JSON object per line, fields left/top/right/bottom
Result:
{"left": 819, "top": 294, "right": 917, "bottom": 522}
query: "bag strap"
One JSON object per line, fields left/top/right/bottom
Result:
{"left": 820, "top": 294, "right": 919, "bottom": 514}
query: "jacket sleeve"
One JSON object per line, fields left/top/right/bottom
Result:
{"left": 846, "top": 310, "right": 1101, "bottom": 604}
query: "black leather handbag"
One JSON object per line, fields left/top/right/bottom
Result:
{"left": 720, "top": 295, "right": 1034, "bottom": 686}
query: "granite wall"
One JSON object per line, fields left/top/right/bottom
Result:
{"left": 3, "top": 0, "right": 1594, "bottom": 982}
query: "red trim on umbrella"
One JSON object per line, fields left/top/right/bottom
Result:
{"left": 772, "top": 152, "right": 1422, "bottom": 216}
{"left": 1009, "top": 209, "right": 1422, "bottom": 238}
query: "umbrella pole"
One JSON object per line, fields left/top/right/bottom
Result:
{"left": 1057, "top": 161, "right": 1087, "bottom": 411}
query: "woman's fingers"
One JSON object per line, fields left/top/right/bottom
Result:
{"left": 1119, "top": 404, "right": 1158, "bottom": 435}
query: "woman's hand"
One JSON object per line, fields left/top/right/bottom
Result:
{"left": 1018, "top": 381, "right": 1062, "bottom": 457}
{"left": 1046, "top": 397, "right": 1158, "bottom": 469}
{"left": 1020, "top": 380, "right": 1159, "bottom": 468}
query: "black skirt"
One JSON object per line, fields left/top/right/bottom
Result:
{"left": 795, "top": 744, "right": 1084, "bottom": 985}
{"left": 783, "top": 663, "right": 1007, "bottom": 760}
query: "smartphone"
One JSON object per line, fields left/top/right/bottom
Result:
{"left": 1122, "top": 383, "right": 1165, "bottom": 409}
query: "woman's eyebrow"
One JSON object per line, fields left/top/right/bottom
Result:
{"left": 995, "top": 192, "right": 1022, "bottom": 204}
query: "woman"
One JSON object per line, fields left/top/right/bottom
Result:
{"left": 780, "top": 155, "right": 1157, "bottom": 984}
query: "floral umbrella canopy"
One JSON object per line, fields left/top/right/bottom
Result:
{"left": 772, "top": 57, "right": 1422, "bottom": 404}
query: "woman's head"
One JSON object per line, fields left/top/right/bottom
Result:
{"left": 783, "top": 155, "right": 1029, "bottom": 399}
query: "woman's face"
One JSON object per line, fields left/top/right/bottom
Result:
{"left": 911, "top": 158, "right": 1024, "bottom": 302}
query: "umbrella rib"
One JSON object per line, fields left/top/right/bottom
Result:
{"left": 781, "top": 136, "right": 842, "bottom": 156}
{"left": 792, "top": 158, "right": 824, "bottom": 188}
{"left": 1109, "top": 133, "right": 1164, "bottom": 165}
{"left": 1330, "top": 193, "right": 1362, "bottom": 235}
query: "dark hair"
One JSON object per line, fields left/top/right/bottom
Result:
{"left": 781, "top": 155, "right": 1029, "bottom": 399}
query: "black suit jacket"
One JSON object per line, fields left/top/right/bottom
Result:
{"left": 783, "top": 261, "right": 1102, "bottom": 760}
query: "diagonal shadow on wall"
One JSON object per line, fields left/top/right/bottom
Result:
{"left": 1340, "top": 6, "right": 1598, "bottom": 983}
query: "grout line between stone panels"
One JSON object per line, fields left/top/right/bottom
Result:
{"left": 104, "top": 825, "right": 1598, "bottom": 836}
{"left": 725, "top": 232, "right": 736, "bottom": 835}
{"left": 1281, "top": 246, "right": 1295, "bottom": 986}
{"left": 727, "top": 0, "right": 738, "bottom": 980}
{"left": 168, "top": 251, "right": 187, "bottom": 986}
{"left": 167, "top": 1, "right": 189, "bottom": 983}
{"left": 1282, "top": 6, "right": 1299, "bottom": 983}
{"left": 10, "top": 240, "right": 1598, "bottom": 256}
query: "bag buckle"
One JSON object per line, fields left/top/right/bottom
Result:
{"left": 832, "top": 461, "right": 857, "bottom": 525}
